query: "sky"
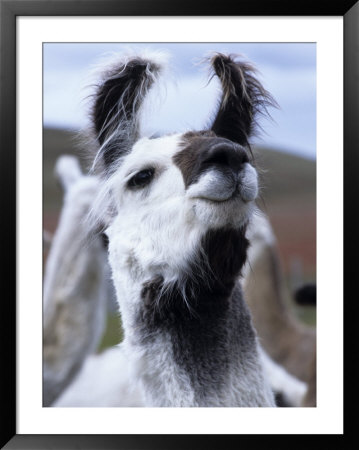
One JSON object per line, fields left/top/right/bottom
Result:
{"left": 43, "top": 43, "right": 316, "bottom": 160}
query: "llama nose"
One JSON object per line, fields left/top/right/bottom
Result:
{"left": 201, "top": 142, "right": 249, "bottom": 174}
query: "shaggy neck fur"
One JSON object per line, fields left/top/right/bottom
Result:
{"left": 113, "top": 225, "right": 274, "bottom": 407}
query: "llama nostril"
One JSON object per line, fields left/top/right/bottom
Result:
{"left": 203, "top": 148, "right": 230, "bottom": 167}
{"left": 202, "top": 143, "right": 249, "bottom": 172}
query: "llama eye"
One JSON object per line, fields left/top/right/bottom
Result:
{"left": 127, "top": 168, "right": 155, "bottom": 189}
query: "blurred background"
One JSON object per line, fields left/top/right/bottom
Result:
{"left": 43, "top": 43, "right": 316, "bottom": 351}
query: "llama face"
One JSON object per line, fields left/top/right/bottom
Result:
{"left": 104, "top": 130, "right": 257, "bottom": 280}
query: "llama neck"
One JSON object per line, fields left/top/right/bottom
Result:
{"left": 121, "top": 227, "right": 274, "bottom": 406}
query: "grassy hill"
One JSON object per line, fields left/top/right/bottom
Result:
{"left": 253, "top": 146, "right": 316, "bottom": 202}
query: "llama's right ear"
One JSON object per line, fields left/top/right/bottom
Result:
{"left": 91, "top": 53, "right": 165, "bottom": 171}
{"left": 209, "top": 53, "right": 275, "bottom": 149}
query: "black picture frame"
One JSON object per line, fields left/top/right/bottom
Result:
{"left": 1, "top": 1, "right": 357, "bottom": 448}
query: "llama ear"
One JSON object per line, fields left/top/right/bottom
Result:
{"left": 92, "top": 53, "right": 166, "bottom": 171}
{"left": 209, "top": 53, "right": 275, "bottom": 148}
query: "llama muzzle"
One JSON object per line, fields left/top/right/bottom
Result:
{"left": 183, "top": 140, "right": 258, "bottom": 204}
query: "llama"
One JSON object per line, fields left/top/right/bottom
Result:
{"left": 81, "top": 50, "right": 280, "bottom": 407}
{"left": 43, "top": 156, "right": 109, "bottom": 406}
{"left": 243, "top": 214, "right": 316, "bottom": 405}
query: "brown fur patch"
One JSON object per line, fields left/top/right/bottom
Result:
{"left": 173, "top": 131, "right": 249, "bottom": 188}
{"left": 172, "top": 131, "right": 213, "bottom": 184}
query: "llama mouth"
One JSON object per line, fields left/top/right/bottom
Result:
{"left": 192, "top": 184, "right": 253, "bottom": 204}
{"left": 187, "top": 166, "right": 257, "bottom": 205}
{"left": 192, "top": 192, "right": 238, "bottom": 204}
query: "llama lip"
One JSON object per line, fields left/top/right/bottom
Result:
{"left": 187, "top": 166, "right": 257, "bottom": 204}
{"left": 186, "top": 169, "right": 237, "bottom": 203}
{"left": 192, "top": 192, "right": 238, "bottom": 204}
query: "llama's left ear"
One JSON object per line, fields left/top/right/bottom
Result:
{"left": 209, "top": 54, "right": 275, "bottom": 148}
{"left": 91, "top": 52, "right": 166, "bottom": 172}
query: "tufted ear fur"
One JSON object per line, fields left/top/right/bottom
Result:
{"left": 91, "top": 52, "right": 166, "bottom": 172}
{"left": 210, "top": 53, "right": 276, "bottom": 149}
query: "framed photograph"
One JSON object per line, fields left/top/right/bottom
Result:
{"left": 1, "top": 0, "right": 357, "bottom": 448}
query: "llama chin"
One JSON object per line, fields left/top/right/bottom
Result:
{"left": 189, "top": 196, "right": 255, "bottom": 229}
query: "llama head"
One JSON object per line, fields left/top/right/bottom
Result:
{"left": 88, "top": 51, "right": 274, "bottom": 322}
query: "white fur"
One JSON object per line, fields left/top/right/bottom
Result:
{"left": 259, "top": 347, "right": 308, "bottom": 407}
{"left": 104, "top": 134, "right": 202, "bottom": 287}
{"left": 54, "top": 345, "right": 144, "bottom": 407}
